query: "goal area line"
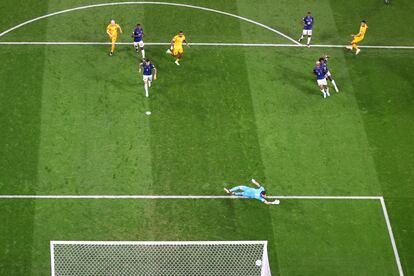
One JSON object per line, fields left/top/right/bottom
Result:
{"left": 0, "top": 41, "right": 413, "bottom": 49}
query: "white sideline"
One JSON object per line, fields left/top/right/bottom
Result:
{"left": 0, "top": 194, "right": 403, "bottom": 275}
{"left": 0, "top": 2, "right": 300, "bottom": 45}
{"left": 0, "top": 41, "right": 413, "bottom": 49}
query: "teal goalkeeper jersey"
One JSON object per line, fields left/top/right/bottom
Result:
{"left": 244, "top": 186, "right": 266, "bottom": 202}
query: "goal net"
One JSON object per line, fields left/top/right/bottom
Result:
{"left": 50, "top": 240, "right": 271, "bottom": 276}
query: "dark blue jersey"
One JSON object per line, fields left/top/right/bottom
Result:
{"left": 303, "top": 16, "right": 314, "bottom": 30}
{"left": 132, "top": 27, "right": 143, "bottom": 42}
{"left": 313, "top": 66, "right": 325, "bottom": 80}
{"left": 143, "top": 63, "right": 155, "bottom": 75}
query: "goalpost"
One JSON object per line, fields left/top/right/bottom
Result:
{"left": 50, "top": 240, "right": 271, "bottom": 276}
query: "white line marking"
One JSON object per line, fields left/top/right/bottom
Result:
{"left": 380, "top": 197, "right": 404, "bottom": 276}
{"left": 0, "top": 195, "right": 382, "bottom": 199}
{"left": 51, "top": 240, "right": 268, "bottom": 245}
{"left": 1, "top": 194, "right": 403, "bottom": 274}
{"left": 0, "top": 2, "right": 300, "bottom": 45}
{"left": 0, "top": 195, "right": 382, "bottom": 200}
{"left": 0, "top": 41, "right": 413, "bottom": 49}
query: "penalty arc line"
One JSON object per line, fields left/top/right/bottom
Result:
{"left": 0, "top": 1, "right": 300, "bottom": 45}
{"left": 0, "top": 41, "right": 413, "bottom": 49}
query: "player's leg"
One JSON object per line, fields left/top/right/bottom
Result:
{"left": 306, "top": 30, "right": 312, "bottom": 47}
{"left": 110, "top": 36, "right": 117, "bottom": 55}
{"left": 143, "top": 76, "right": 149, "bottom": 97}
{"left": 176, "top": 49, "right": 184, "bottom": 65}
{"left": 229, "top": 186, "right": 248, "bottom": 193}
{"left": 133, "top": 42, "right": 139, "bottom": 52}
{"left": 324, "top": 83, "right": 330, "bottom": 96}
{"left": 299, "top": 29, "right": 305, "bottom": 42}
{"left": 327, "top": 74, "right": 339, "bottom": 92}
{"left": 148, "top": 75, "right": 153, "bottom": 87}
{"left": 174, "top": 48, "right": 183, "bottom": 65}
{"left": 225, "top": 186, "right": 245, "bottom": 195}
{"left": 350, "top": 37, "right": 362, "bottom": 54}
{"left": 139, "top": 41, "right": 145, "bottom": 59}
{"left": 317, "top": 80, "right": 327, "bottom": 98}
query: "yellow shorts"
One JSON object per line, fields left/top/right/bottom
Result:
{"left": 173, "top": 47, "right": 183, "bottom": 56}
{"left": 110, "top": 35, "right": 117, "bottom": 43}
{"left": 352, "top": 36, "right": 364, "bottom": 44}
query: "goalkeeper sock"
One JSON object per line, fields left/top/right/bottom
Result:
{"left": 141, "top": 49, "right": 145, "bottom": 59}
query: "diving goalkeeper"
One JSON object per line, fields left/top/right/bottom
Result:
{"left": 224, "top": 179, "right": 280, "bottom": 205}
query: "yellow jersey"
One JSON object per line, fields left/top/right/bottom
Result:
{"left": 173, "top": 35, "right": 186, "bottom": 48}
{"left": 357, "top": 24, "right": 368, "bottom": 38}
{"left": 107, "top": 24, "right": 120, "bottom": 36}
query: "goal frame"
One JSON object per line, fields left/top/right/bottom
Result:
{"left": 50, "top": 240, "right": 270, "bottom": 276}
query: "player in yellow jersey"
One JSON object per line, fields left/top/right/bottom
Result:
{"left": 166, "top": 31, "right": 190, "bottom": 65}
{"left": 106, "top": 20, "right": 123, "bottom": 56}
{"left": 346, "top": 20, "right": 368, "bottom": 55}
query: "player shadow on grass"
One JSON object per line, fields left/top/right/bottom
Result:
{"left": 277, "top": 64, "right": 314, "bottom": 96}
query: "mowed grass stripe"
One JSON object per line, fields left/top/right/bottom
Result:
{"left": 33, "top": 2, "right": 152, "bottom": 195}
{"left": 144, "top": 1, "right": 279, "bottom": 270}
{"left": 343, "top": 49, "right": 414, "bottom": 275}
{"left": 0, "top": 1, "right": 49, "bottom": 274}
{"left": 242, "top": 46, "right": 382, "bottom": 196}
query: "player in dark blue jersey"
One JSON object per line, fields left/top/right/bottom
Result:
{"left": 131, "top": 24, "right": 145, "bottom": 59}
{"left": 139, "top": 58, "right": 157, "bottom": 97}
{"left": 313, "top": 61, "right": 330, "bottom": 98}
{"left": 298, "top": 11, "right": 314, "bottom": 48}
{"left": 319, "top": 55, "right": 339, "bottom": 92}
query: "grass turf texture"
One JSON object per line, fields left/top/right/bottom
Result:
{"left": 1, "top": 0, "right": 413, "bottom": 275}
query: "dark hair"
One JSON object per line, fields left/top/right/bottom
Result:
{"left": 145, "top": 58, "right": 150, "bottom": 62}
{"left": 260, "top": 191, "right": 266, "bottom": 197}
{"left": 179, "top": 30, "right": 183, "bottom": 33}
{"left": 307, "top": 11, "right": 311, "bottom": 14}
{"left": 319, "top": 57, "right": 324, "bottom": 62}
{"left": 361, "top": 20, "right": 366, "bottom": 23}
{"left": 137, "top": 23, "right": 141, "bottom": 26}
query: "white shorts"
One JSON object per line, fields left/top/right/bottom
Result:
{"left": 134, "top": 40, "right": 145, "bottom": 48}
{"left": 143, "top": 75, "right": 153, "bottom": 82}
{"left": 317, "top": 79, "right": 327, "bottom": 86}
{"left": 325, "top": 71, "right": 332, "bottom": 77}
{"left": 302, "top": 29, "right": 312, "bottom": 36}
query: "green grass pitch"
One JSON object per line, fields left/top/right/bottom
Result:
{"left": 0, "top": 0, "right": 413, "bottom": 275}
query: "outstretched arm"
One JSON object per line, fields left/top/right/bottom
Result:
{"left": 138, "top": 63, "right": 143, "bottom": 73}
{"left": 153, "top": 67, "right": 157, "bottom": 80}
{"left": 264, "top": 199, "right": 280, "bottom": 205}
{"left": 183, "top": 39, "right": 190, "bottom": 47}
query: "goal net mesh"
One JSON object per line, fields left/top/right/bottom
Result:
{"left": 51, "top": 241, "right": 271, "bottom": 276}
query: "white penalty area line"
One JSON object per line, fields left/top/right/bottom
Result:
{"left": 0, "top": 41, "right": 413, "bottom": 49}
{"left": 0, "top": 194, "right": 403, "bottom": 275}
{"left": 0, "top": 195, "right": 382, "bottom": 199}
